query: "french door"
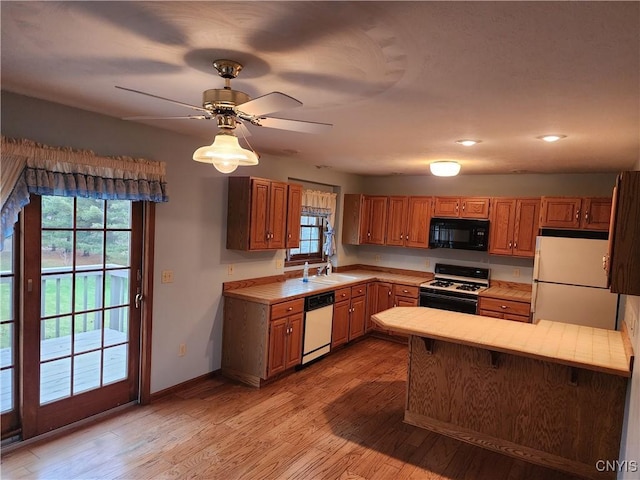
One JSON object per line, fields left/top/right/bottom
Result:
{"left": 21, "top": 195, "right": 143, "bottom": 438}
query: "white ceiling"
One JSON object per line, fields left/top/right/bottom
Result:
{"left": 1, "top": 1, "right": 639, "bottom": 176}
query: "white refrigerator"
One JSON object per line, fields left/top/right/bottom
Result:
{"left": 531, "top": 236, "right": 618, "bottom": 329}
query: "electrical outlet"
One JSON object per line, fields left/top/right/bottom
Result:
{"left": 179, "top": 343, "right": 186, "bottom": 357}
{"left": 276, "top": 259, "right": 283, "bottom": 269}
{"left": 425, "top": 259, "right": 430, "bottom": 268}
{"left": 374, "top": 255, "right": 381, "bottom": 262}
{"left": 228, "top": 264, "right": 234, "bottom": 276}
{"left": 513, "top": 268, "right": 520, "bottom": 277}
{"left": 161, "top": 270, "right": 174, "bottom": 284}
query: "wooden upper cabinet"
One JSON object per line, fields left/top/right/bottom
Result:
{"left": 342, "top": 194, "right": 387, "bottom": 245}
{"left": 433, "top": 197, "right": 490, "bottom": 219}
{"left": 385, "top": 196, "right": 409, "bottom": 247}
{"left": 581, "top": 197, "right": 612, "bottom": 231}
{"left": 385, "top": 196, "right": 431, "bottom": 248}
{"left": 227, "top": 176, "right": 290, "bottom": 251}
{"left": 540, "top": 196, "right": 612, "bottom": 231}
{"left": 608, "top": 171, "right": 640, "bottom": 296}
{"left": 286, "top": 183, "right": 302, "bottom": 249}
{"left": 489, "top": 198, "right": 540, "bottom": 258}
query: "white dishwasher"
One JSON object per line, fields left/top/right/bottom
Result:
{"left": 301, "top": 291, "right": 335, "bottom": 365}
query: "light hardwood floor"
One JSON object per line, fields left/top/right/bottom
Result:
{"left": 1, "top": 337, "right": 588, "bottom": 479}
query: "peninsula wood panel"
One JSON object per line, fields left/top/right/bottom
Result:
{"left": 406, "top": 336, "right": 627, "bottom": 479}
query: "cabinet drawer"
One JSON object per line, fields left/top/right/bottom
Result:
{"left": 271, "top": 298, "right": 304, "bottom": 320}
{"left": 504, "top": 313, "right": 531, "bottom": 323}
{"left": 479, "top": 309, "right": 504, "bottom": 319}
{"left": 393, "top": 284, "right": 419, "bottom": 298}
{"left": 335, "top": 287, "right": 351, "bottom": 302}
{"left": 478, "top": 297, "right": 530, "bottom": 317}
{"left": 351, "top": 284, "right": 367, "bottom": 298}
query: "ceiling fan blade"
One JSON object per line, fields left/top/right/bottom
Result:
{"left": 123, "top": 115, "right": 210, "bottom": 120}
{"left": 254, "top": 116, "right": 332, "bottom": 134}
{"left": 115, "top": 86, "right": 209, "bottom": 113}
{"left": 237, "top": 92, "right": 302, "bottom": 116}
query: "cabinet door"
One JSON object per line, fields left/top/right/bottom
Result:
{"left": 488, "top": 198, "right": 516, "bottom": 256}
{"left": 268, "top": 181, "right": 288, "bottom": 249}
{"left": 460, "top": 197, "right": 490, "bottom": 219}
{"left": 332, "top": 301, "right": 350, "bottom": 348}
{"left": 405, "top": 196, "right": 431, "bottom": 248}
{"left": 512, "top": 198, "right": 540, "bottom": 257}
{"left": 581, "top": 197, "right": 612, "bottom": 231}
{"left": 367, "top": 196, "right": 388, "bottom": 245}
{"left": 433, "top": 197, "right": 460, "bottom": 217}
{"left": 286, "top": 184, "right": 302, "bottom": 248}
{"left": 267, "top": 317, "right": 287, "bottom": 377}
{"left": 348, "top": 295, "right": 367, "bottom": 341}
{"left": 395, "top": 296, "right": 418, "bottom": 307}
{"left": 250, "top": 178, "right": 271, "bottom": 250}
{"left": 385, "top": 196, "right": 408, "bottom": 246}
{"left": 285, "top": 313, "right": 304, "bottom": 369}
{"left": 369, "top": 282, "right": 393, "bottom": 332}
{"left": 539, "top": 197, "right": 582, "bottom": 229}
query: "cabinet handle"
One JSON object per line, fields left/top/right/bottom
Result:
{"left": 575, "top": 209, "right": 580, "bottom": 220}
{"left": 406, "top": 236, "right": 409, "bottom": 241}
{"left": 341, "top": 293, "right": 347, "bottom": 297}
{"left": 462, "top": 203, "right": 466, "bottom": 212}
{"left": 456, "top": 203, "right": 459, "bottom": 212}
{"left": 514, "top": 242, "right": 517, "bottom": 249}
{"left": 288, "top": 233, "right": 291, "bottom": 239}
{"left": 508, "top": 241, "right": 512, "bottom": 249}
{"left": 388, "top": 291, "right": 391, "bottom": 296}
{"left": 403, "top": 289, "right": 409, "bottom": 293}
{"left": 602, "top": 254, "right": 609, "bottom": 272}
{"left": 287, "top": 307, "right": 293, "bottom": 311}
{"left": 367, "top": 232, "right": 371, "bottom": 238}
{"left": 500, "top": 305, "right": 507, "bottom": 309}
{"left": 400, "top": 233, "right": 404, "bottom": 239}
{"left": 584, "top": 211, "right": 590, "bottom": 222}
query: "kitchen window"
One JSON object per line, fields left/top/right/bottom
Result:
{"left": 286, "top": 214, "right": 326, "bottom": 265}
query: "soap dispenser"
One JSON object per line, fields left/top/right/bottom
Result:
{"left": 303, "top": 262, "right": 309, "bottom": 282}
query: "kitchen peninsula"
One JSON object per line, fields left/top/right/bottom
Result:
{"left": 373, "top": 307, "right": 634, "bottom": 480}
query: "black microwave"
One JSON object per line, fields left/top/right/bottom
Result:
{"left": 428, "top": 218, "right": 490, "bottom": 251}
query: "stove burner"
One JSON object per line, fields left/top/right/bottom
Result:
{"left": 431, "top": 280, "right": 454, "bottom": 288}
{"left": 456, "top": 284, "right": 482, "bottom": 292}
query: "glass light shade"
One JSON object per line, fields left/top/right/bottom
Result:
{"left": 455, "top": 139, "right": 480, "bottom": 147}
{"left": 430, "top": 161, "right": 461, "bottom": 177}
{"left": 192, "top": 133, "right": 259, "bottom": 174}
{"left": 537, "top": 134, "right": 567, "bottom": 143}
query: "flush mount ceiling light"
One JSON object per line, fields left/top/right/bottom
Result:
{"left": 455, "top": 139, "right": 481, "bottom": 147}
{"left": 192, "top": 119, "right": 259, "bottom": 174}
{"left": 430, "top": 161, "right": 461, "bottom": 177}
{"left": 537, "top": 134, "right": 567, "bottom": 143}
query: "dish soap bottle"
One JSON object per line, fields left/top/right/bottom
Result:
{"left": 326, "top": 259, "right": 332, "bottom": 275}
{"left": 303, "top": 262, "right": 309, "bottom": 282}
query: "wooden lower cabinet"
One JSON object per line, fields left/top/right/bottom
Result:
{"left": 268, "top": 307, "right": 303, "bottom": 377}
{"left": 333, "top": 285, "right": 367, "bottom": 347}
{"left": 393, "top": 284, "right": 419, "bottom": 307}
{"left": 478, "top": 296, "right": 530, "bottom": 323}
{"left": 367, "top": 282, "right": 394, "bottom": 333}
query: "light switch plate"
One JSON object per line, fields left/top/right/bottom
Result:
{"left": 161, "top": 270, "right": 174, "bottom": 283}
{"left": 276, "top": 259, "right": 283, "bottom": 269}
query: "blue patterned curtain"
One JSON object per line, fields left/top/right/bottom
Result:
{"left": 1, "top": 136, "right": 168, "bottom": 246}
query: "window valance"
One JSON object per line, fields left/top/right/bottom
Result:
{"left": 1, "top": 136, "right": 169, "bottom": 245}
{"left": 301, "top": 189, "right": 337, "bottom": 256}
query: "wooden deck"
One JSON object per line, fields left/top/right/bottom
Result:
{"left": 1, "top": 328, "right": 127, "bottom": 410}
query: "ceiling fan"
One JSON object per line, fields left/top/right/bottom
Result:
{"left": 115, "top": 59, "right": 333, "bottom": 135}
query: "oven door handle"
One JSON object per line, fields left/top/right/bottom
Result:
{"left": 420, "top": 292, "right": 478, "bottom": 304}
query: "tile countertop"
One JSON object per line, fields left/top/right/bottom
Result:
{"left": 223, "top": 270, "right": 432, "bottom": 305}
{"left": 373, "top": 307, "right": 633, "bottom": 377}
{"left": 479, "top": 286, "right": 532, "bottom": 303}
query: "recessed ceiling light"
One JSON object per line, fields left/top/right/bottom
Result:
{"left": 455, "top": 139, "right": 481, "bottom": 147}
{"left": 537, "top": 134, "right": 567, "bottom": 143}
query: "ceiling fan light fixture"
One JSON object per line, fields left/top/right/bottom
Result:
{"left": 430, "top": 161, "right": 461, "bottom": 177}
{"left": 537, "top": 134, "right": 567, "bottom": 143}
{"left": 456, "top": 139, "right": 481, "bottom": 147}
{"left": 193, "top": 131, "right": 259, "bottom": 174}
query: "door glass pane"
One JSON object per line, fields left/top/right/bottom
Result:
{"left": 75, "top": 271, "right": 104, "bottom": 312}
{"left": 41, "top": 231, "right": 73, "bottom": 271}
{"left": 42, "top": 196, "right": 74, "bottom": 228}
{"left": 103, "top": 345, "right": 127, "bottom": 385}
{"left": 41, "top": 316, "right": 72, "bottom": 361}
{"left": 0, "top": 323, "right": 13, "bottom": 368}
{"left": 76, "top": 231, "right": 104, "bottom": 267}
{"left": 1, "top": 369, "right": 13, "bottom": 413}
{"left": 106, "top": 200, "right": 131, "bottom": 228}
{"left": 105, "top": 270, "right": 129, "bottom": 307}
{"left": 76, "top": 198, "right": 104, "bottom": 228}
{"left": 74, "top": 312, "right": 103, "bottom": 353}
{"left": 104, "top": 307, "right": 128, "bottom": 347}
{"left": 42, "top": 274, "right": 73, "bottom": 317}
{"left": 73, "top": 351, "right": 101, "bottom": 394}
{"left": 106, "top": 231, "right": 130, "bottom": 267}
{"left": 41, "top": 358, "right": 71, "bottom": 404}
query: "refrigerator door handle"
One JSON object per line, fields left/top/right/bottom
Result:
{"left": 531, "top": 280, "right": 538, "bottom": 315}
{"left": 532, "top": 249, "right": 541, "bottom": 282}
